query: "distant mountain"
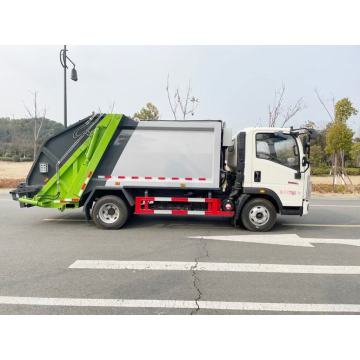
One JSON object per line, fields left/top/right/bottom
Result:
{"left": 0, "top": 117, "right": 64, "bottom": 161}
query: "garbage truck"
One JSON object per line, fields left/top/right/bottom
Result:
{"left": 10, "top": 113, "right": 313, "bottom": 231}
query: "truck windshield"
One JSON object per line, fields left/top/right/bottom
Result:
{"left": 256, "top": 133, "right": 299, "bottom": 170}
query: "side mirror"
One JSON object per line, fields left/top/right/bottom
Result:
{"left": 308, "top": 129, "right": 317, "bottom": 140}
{"left": 302, "top": 137, "right": 311, "bottom": 156}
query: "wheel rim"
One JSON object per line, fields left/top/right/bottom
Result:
{"left": 98, "top": 203, "right": 120, "bottom": 224}
{"left": 249, "top": 205, "right": 270, "bottom": 226}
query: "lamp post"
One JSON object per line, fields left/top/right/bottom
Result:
{"left": 59, "top": 45, "right": 78, "bottom": 128}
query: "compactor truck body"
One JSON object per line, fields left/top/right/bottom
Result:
{"left": 11, "top": 113, "right": 313, "bottom": 231}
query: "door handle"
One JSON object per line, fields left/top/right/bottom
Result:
{"left": 254, "top": 171, "right": 261, "bottom": 182}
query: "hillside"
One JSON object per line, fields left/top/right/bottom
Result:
{"left": 0, "top": 117, "right": 64, "bottom": 161}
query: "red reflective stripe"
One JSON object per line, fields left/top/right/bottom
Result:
{"left": 133, "top": 196, "right": 234, "bottom": 217}
{"left": 72, "top": 198, "right": 80, "bottom": 202}
{"left": 110, "top": 176, "right": 206, "bottom": 181}
{"left": 88, "top": 171, "right": 93, "bottom": 178}
{"left": 81, "top": 183, "right": 86, "bottom": 190}
{"left": 138, "top": 209, "right": 155, "bottom": 214}
{"left": 172, "top": 210, "right": 188, "bottom": 215}
{"left": 171, "top": 197, "right": 188, "bottom": 202}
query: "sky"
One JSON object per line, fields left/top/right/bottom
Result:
{"left": 0, "top": 46, "right": 359, "bottom": 133}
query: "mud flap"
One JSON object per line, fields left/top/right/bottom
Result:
{"left": 234, "top": 194, "right": 251, "bottom": 226}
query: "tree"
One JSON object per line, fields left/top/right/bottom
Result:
{"left": 350, "top": 142, "right": 360, "bottom": 167}
{"left": 335, "top": 98, "right": 358, "bottom": 123}
{"left": 324, "top": 98, "right": 357, "bottom": 189}
{"left": 166, "top": 75, "right": 199, "bottom": 120}
{"left": 268, "top": 84, "right": 305, "bottom": 127}
{"left": 133, "top": 103, "right": 160, "bottom": 121}
{"left": 23, "top": 91, "right": 46, "bottom": 160}
{"left": 310, "top": 144, "right": 325, "bottom": 168}
{"left": 301, "top": 120, "right": 317, "bottom": 129}
{"left": 326, "top": 121, "right": 353, "bottom": 159}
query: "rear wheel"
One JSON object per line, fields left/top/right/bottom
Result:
{"left": 92, "top": 195, "right": 129, "bottom": 229}
{"left": 241, "top": 198, "right": 276, "bottom": 232}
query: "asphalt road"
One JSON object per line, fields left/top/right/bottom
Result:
{"left": 1, "top": 191, "right": 360, "bottom": 314}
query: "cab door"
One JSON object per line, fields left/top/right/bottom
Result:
{"left": 251, "top": 131, "right": 303, "bottom": 207}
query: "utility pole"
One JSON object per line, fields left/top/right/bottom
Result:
{"left": 63, "top": 45, "right": 67, "bottom": 128}
{"left": 59, "top": 45, "right": 78, "bottom": 128}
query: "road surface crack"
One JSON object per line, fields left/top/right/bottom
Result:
{"left": 190, "top": 240, "right": 209, "bottom": 315}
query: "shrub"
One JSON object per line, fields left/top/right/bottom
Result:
{"left": 312, "top": 183, "right": 360, "bottom": 193}
{"left": 311, "top": 167, "right": 360, "bottom": 176}
{"left": 345, "top": 168, "right": 360, "bottom": 176}
{"left": 311, "top": 167, "right": 331, "bottom": 176}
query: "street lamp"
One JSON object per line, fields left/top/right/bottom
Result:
{"left": 59, "top": 45, "right": 78, "bottom": 128}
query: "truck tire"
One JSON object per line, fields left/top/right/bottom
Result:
{"left": 92, "top": 195, "right": 129, "bottom": 229}
{"left": 240, "top": 198, "right": 276, "bottom": 232}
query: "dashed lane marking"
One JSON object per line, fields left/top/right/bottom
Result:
{"left": 0, "top": 296, "right": 360, "bottom": 313}
{"left": 69, "top": 260, "right": 360, "bottom": 274}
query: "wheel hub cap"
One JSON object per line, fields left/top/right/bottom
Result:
{"left": 99, "top": 203, "right": 120, "bottom": 224}
{"left": 249, "top": 205, "right": 270, "bottom": 226}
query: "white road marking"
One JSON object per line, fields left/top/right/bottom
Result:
{"left": 191, "top": 234, "right": 360, "bottom": 247}
{"left": 0, "top": 296, "right": 359, "bottom": 313}
{"left": 69, "top": 260, "right": 360, "bottom": 274}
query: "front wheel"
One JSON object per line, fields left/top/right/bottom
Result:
{"left": 241, "top": 198, "right": 277, "bottom": 232}
{"left": 92, "top": 195, "right": 129, "bottom": 229}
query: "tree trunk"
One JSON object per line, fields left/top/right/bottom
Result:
{"left": 340, "top": 150, "right": 346, "bottom": 191}
{"left": 332, "top": 152, "right": 337, "bottom": 191}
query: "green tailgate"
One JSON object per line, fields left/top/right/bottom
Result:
{"left": 19, "top": 114, "right": 122, "bottom": 209}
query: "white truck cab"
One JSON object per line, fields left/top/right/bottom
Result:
{"left": 244, "top": 127, "right": 311, "bottom": 213}
{"left": 226, "top": 126, "right": 312, "bottom": 230}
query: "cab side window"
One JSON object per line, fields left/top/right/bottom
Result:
{"left": 256, "top": 133, "right": 299, "bottom": 170}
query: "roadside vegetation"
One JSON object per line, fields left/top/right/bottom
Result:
{"left": 0, "top": 117, "right": 63, "bottom": 161}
